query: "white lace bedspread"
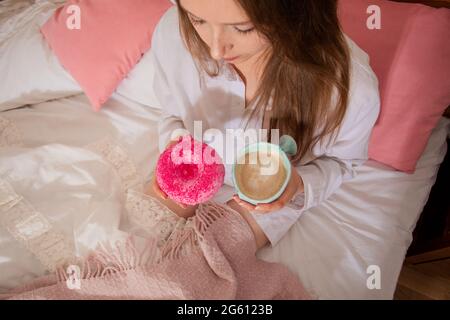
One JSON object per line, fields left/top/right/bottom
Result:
{"left": 0, "top": 93, "right": 162, "bottom": 291}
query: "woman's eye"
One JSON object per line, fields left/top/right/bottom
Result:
{"left": 234, "top": 27, "right": 255, "bottom": 35}
{"left": 190, "top": 17, "right": 205, "bottom": 26}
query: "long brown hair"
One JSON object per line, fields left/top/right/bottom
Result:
{"left": 175, "top": 0, "right": 350, "bottom": 165}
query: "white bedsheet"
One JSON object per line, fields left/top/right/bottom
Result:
{"left": 0, "top": 93, "right": 161, "bottom": 291}
{"left": 257, "top": 116, "right": 449, "bottom": 299}
{"left": 0, "top": 92, "right": 448, "bottom": 298}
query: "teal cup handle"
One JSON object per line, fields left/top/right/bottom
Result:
{"left": 232, "top": 138, "right": 295, "bottom": 206}
{"left": 279, "top": 135, "right": 298, "bottom": 157}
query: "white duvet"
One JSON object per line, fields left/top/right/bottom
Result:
{"left": 1, "top": 0, "right": 449, "bottom": 299}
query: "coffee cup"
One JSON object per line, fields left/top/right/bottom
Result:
{"left": 232, "top": 136, "right": 296, "bottom": 205}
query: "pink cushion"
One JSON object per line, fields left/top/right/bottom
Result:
{"left": 339, "top": 0, "right": 450, "bottom": 173}
{"left": 41, "top": 0, "right": 172, "bottom": 111}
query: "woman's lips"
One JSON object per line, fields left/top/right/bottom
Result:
{"left": 224, "top": 56, "right": 239, "bottom": 62}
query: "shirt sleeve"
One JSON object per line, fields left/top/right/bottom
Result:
{"left": 150, "top": 11, "right": 188, "bottom": 153}
{"left": 252, "top": 92, "right": 380, "bottom": 247}
{"left": 153, "top": 57, "right": 186, "bottom": 152}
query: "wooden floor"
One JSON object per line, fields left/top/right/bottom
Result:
{"left": 394, "top": 258, "right": 450, "bottom": 300}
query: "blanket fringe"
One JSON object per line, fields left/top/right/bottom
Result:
{"left": 55, "top": 201, "right": 233, "bottom": 283}
{"left": 193, "top": 202, "right": 229, "bottom": 241}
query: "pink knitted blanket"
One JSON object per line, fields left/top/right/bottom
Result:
{"left": 1, "top": 202, "right": 311, "bottom": 300}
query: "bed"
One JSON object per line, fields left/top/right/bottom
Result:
{"left": 0, "top": 0, "right": 449, "bottom": 299}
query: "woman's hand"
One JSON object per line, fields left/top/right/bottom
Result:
{"left": 151, "top": 138, "right": 188, "bottom": 209}
{"left": 233, "top": 163, "right": 304, "bottom": 214}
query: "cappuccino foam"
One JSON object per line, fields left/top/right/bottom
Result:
{"left": 234, "top": 151, "right": 287, "bottom": 201}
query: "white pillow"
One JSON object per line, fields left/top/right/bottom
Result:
{"left": 0, "top": 0, "right": 164, "bottom": 112}
{"left": 0, "top": 0, "right": 165, "bottom": 111}
{"left": 0, "top": 1, "right": 81, "bottom": 112}
{"left": 115, "top": 49, "right": 162, "bottom": 110}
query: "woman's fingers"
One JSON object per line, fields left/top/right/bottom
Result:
{"left": 152, "top": 175, "right": 168, "bottom": 200}
{"left": 165, "top": 136, "right": 183, "bottom": 149}
{"left": 233, "top": 195, "right": 286, "bottom": 213}
{"left": 153, "top": 177, "right": 188, "bottom": 209}
{"left": 166, "top": 140, "right": 178, "bottom": 149}
{"left": 256, "top": 186, "right": 294, "bottom": 212}
{"left": 177, "top": 202, "right": 188, "bottom": 209}
{"left": 233, "top": 195, "right": 257, "bottom": 211}
{"left": 154, "top": 186, "right": 167, "bottom": 200}
{"left": 253, "top": 200, "right": 285, "bottom": 213}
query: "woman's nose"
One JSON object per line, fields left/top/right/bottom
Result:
{"left": 209, "top": 30, "right": 231, "bottom": 61}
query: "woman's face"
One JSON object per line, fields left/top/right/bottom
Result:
{"left": 179, "top": 0, "right": 270, "bottom": 66}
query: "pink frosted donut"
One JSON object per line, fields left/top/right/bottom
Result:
{"left": 156, "top": 135, "right": 225, "bottom": 206}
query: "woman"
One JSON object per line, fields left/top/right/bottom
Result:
{"left": 150, "top": 0, "right": 380, "bottom": 249}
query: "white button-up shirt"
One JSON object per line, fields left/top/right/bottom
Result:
{"left": 151, "top": 7, "right": 380, "bottom": 246}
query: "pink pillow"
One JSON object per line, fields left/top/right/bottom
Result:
{"left": 41, "top": 0, "right": 173, "bottom": 111}
{"left": 338, "top": 0, "right": 450, "bottom": 173}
